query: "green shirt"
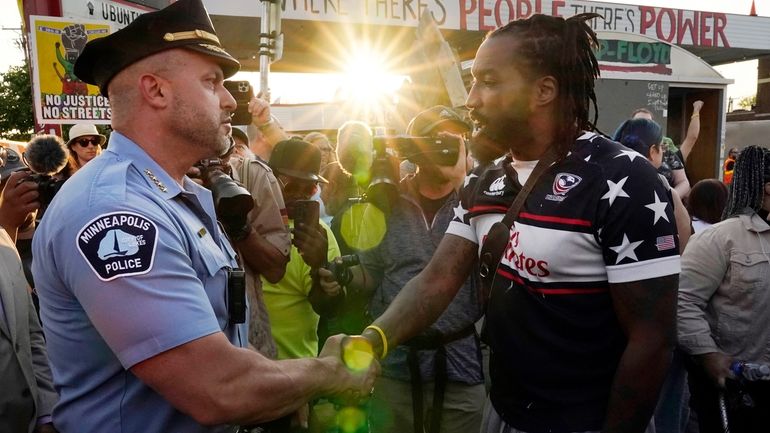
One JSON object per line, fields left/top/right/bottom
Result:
{"left": 262, "top": 220, "right": 340, "bottom": 359}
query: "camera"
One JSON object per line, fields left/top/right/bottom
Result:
{"left": 356, "top": 134, "right": 462, "bottom": 215}
{"left": 326, "top": 254, "right": 360, "bottom": 286}
{"left": 195, "top": 158, "right": 253, "bottom": 238}
{"left": 373, "top": 135, "right": 462, "bottom": 167}
{"left": 28, "top": 173, "right": 65, "bottom": 207}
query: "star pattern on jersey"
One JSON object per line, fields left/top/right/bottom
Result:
{"left": 601, "top": 176, "right": 630, "bottom": 206}
{"left": 453, "top": 204, "right": 469, "bottom": 221}
{"left": 610, "top": 234, "right": 644, "bottom": 264}
{"left": 584, "top": 154, "right": 592, "bottom": 162}
{"left": 464, "top": 173, "right": 478, "bottom": 188}
{"left": 614, "top": 149, "right": 643, "bottom": 162}
{"left": 645, "top": 191, "right": 670, "bottom": 224}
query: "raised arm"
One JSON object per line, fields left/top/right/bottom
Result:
{"left": 603, "top": 274, "right": 677, "bottom": 433}
{"left": 679, "top": 100, "right": 703, "bottom": 162}
{"left": 362, "top": 233, "right": 478, "bottom": 357}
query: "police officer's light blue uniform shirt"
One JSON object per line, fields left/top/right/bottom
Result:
{"left": 32, "top": 132, "right": 246, "bottom": 433}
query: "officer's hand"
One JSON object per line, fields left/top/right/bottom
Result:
{"left": 249, "top": 94, "right": 272, "bottom": 127}
{"left": 697, "top": 351, "right": 734, "bottom": 389}
{"left": 0, "top": 171, "right": 40, "bottom": 233}
{"left": 318, "top": 334, "right": 379, "bottom": 402}
{"left": 293, "top": 222, "right": 328, "bottom": 268}
{"left": 317, "top": 267, "right": 342, "bottom": 297}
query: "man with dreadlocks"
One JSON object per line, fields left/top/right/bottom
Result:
{"left": 678, "top": 145, "right": 770, "bottom": 433}
{"left": 347, "top": 13, "right": 681, "bottom": 433}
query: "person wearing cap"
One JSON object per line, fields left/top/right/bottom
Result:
{"left": 30, "top": 1, "right": 377, "bottom": 433}
{"left": 262, "top": 138, "right": 342, "bottom": 429}
{"left": 319, "top": 106, "right": 485, "bottom": 433}
{"left": 61, "top": 123, "right": 105, "bottom": 179}
{"left": 263, "top": 138, "right": 341, "bottom": 361}
{"left": 229, "top": 127, "right": 255, "bottom": 161}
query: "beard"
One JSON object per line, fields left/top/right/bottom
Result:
{"left": 170, "top": 96, "right": 230, "bottom": 158}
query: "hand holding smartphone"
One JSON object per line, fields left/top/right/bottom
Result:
{"left": 223, "top": 80, "right": 254, "bottom": 126}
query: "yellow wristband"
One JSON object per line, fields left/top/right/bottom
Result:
{"left": 365, "top": 325, "right": 388, "bottom": 359}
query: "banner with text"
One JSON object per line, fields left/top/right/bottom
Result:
{"left": 30, "top": 16, "right": 112, "bottom": 125}
{"left": 204, "top": 0, "right": 769, "bottom": 50}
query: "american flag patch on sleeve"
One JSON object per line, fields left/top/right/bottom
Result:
{"left": 655, "top": 235, "right": 676, "bottom": 251}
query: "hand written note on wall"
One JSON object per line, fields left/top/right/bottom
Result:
{"left": 646, "top": 82, "right": 669, "bottom": 116}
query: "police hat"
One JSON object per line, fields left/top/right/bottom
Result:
{"left": 269, "top": 139, "right": 328, "bottom": 184}
{"left": 407, "top": 106, "right": 472, "bottom": 137}
{"left": 74, "top": 0, "right": 240, "bottom": 95}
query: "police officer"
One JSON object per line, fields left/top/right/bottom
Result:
{"left": 31, "top": 1, "right": 377, "bottom": 432}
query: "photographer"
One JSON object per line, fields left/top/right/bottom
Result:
{"left": 0, "top": 161, "right": 58, "bottom": 433}
{"left": 320, "top": 106, "right": 485, "bottom": 433}
{"left": 224, "top": 97, "right": 292, "bottom": 359}
{"left": 263, "top": 138, "right": 342, "bottom": 360}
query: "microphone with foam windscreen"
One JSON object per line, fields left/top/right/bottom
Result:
{"left": 23, "top": 135, "right": 69, "bottom": 175}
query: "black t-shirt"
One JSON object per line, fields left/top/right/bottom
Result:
{"left": 418, "top": 190, "right": 453, "bottom": 226}
{"left": 447, "top": 132, "right": 681, "bottom": 432}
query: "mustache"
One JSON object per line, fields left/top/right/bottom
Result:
{"left": 469, "top": 111, "right": 487, "bottom": 125}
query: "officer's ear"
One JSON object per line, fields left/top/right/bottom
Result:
{"left": 138, "top": 73, "right": 170, "bottom": 109}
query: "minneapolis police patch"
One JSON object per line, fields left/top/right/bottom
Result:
{"left": 76, "top": 212, "right": 158, "bottom": 281}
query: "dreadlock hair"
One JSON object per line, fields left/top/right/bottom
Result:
{"left": 487, "top": 13, "right": 602, "bottom": 157}
{"left": 723, "top": 145, "right": 770, "bottom": 219}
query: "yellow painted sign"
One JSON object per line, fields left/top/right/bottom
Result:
{"left": 30, "top": 16, "right": 112, "bottom": 124}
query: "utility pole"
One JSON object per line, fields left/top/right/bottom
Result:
{"left": 258, "top": 0, "right": 282, "bottom": 101}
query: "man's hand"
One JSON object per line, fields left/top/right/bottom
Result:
{"left": 249, "top": 95, "right": 272, "bottom": 127}
{"left": 318, "top": 335, "right": 379, "bottom": 402}
{"left": 186, "top": 166, "right": 204, "bottom": 186}
{"left": 293, "top": 222, "right": 328, "bottom": 268}
{"left": 697, "top": 351, "right": 734, "bottom": 389}
{"left": 0, "top": 170, "right": 40, "bottom": 238}
{"left": 317, "top": 267, "right": 342, "bottom": 297}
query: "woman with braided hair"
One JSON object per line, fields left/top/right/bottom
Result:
{"left": 355, "top": 12, "right": 680, "bottom": 433}
{"left": 678, "top": 145, "right": 770, "bottom": 433}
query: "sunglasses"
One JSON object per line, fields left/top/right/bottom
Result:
{"left": 74, "top": 137, "right": 101, "bottom": 147}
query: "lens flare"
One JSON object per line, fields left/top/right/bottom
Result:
{"left": 342, "top": 335, "right": 375, "bottom": 372}
{"left": 337, "top": 406, "right": 368, "bottom": 433}
{"left": 340, "top": 202, "right": 387, "bottom": 251}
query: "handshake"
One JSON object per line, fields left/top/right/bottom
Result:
{"left": 318, "top": 333, "right": 381, "bottom": 404}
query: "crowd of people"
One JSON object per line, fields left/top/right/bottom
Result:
{"left": 1, "top": 1, "right": 769, "bottom": 433}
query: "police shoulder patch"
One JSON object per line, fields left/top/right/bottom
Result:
{"left": 76, "top": 212, "right": 158, "bottom": 281}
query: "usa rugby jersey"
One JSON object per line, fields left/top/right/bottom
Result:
{"left": 447, "top": 132, "right": 681, "bottom": 432}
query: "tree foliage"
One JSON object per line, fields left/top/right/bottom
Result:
{"left": 738, "top": 95, "right": 757, "bottom": 110}
{"left": 0, "top": 64, "right": 34, "bottom": 141}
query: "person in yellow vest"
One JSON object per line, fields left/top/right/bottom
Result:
{"left": 723, "top": 147, "right": 739, "bottom": 184}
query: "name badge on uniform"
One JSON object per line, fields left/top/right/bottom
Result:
{"left": 77, "top": 212, "right": 158, "bottom": 281}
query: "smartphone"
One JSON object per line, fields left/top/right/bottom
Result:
{"left": 287, "top": 200, "right": 320, "bottom": 227}
{"left": 224, "top": 80, "right": 254, "bottom": 126}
